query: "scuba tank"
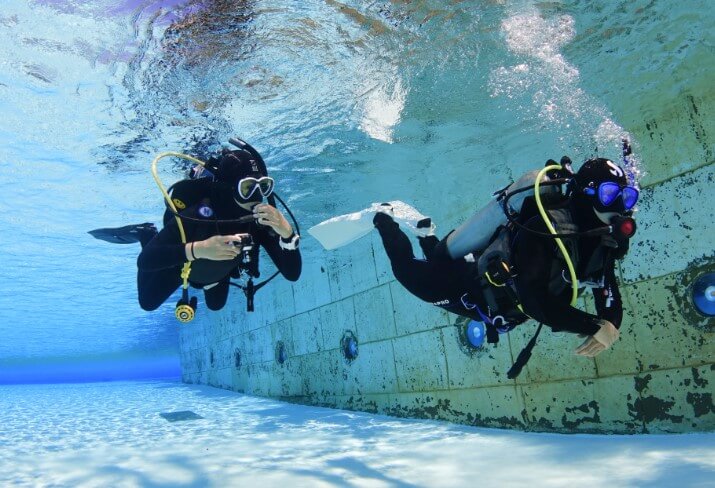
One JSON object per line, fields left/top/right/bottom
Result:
{"left": 444, "top": 169, "right": 562, "bottom": 259}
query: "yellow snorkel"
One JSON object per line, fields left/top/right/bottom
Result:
{"left": 534, "top": 165, "right": 579, "bottom": 306}
{"left": 151, "top": 151, "right": 208, "bottom": 323}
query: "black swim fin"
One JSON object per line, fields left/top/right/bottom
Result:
{"left": 88, "top": 223, "right": 157, "bottom": 244}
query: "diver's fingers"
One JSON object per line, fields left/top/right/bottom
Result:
{"left": 581, "top": 342, "right": 605, "bottom": 357}
{"left": 253, "top": 204, "right": 281, "bottom": 219}
{"left": 575, "top": 336, "right": 600, "bottom": 357}
{"left": 574, "top": 337, "right": 591, "bottom": 355}
{"left": 195, "top": 235, "right": 241, "bottom": 260}
{"left": 218, "top": 247, "right": 240, "bottom": 260}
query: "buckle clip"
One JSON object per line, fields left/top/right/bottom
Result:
{"left": 485, "top": 259, "right": 514, "bottom": 287}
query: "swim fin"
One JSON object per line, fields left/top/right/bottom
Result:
{"left": 88, "top": 223, "right": 157, "bottom": 244}
{"left": 308, "top": 201, "right": 431, "bottom": 250}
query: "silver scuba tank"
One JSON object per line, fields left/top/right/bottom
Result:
{"left": 444, "top": 170, "right": 557, "bottom": 259}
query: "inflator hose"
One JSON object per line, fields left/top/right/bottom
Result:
{"left": 151, "top": 152, "right": 208, "bottom": 295}
{"left": 534, "top": 165, "right": 579, "bottom": 306}
{"left": 150, "top": 149, "right": 302, "bottom": 319}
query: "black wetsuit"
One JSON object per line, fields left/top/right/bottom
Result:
{"left": 512, "top": 215, "right": 623, "bottom": 335}
{"left": 374, "top": 213, "right": 484, "bottom": 322}
{"left": 136, "top": 185, "right": 301, "bottom": 312}
{"left": 374, "top": 212, "right": 623, "bottom": 336}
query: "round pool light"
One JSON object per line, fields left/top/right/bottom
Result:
{"left": 345, "top": 337, "right": 358, "bottom": 359}
{"left": 341, "top": 331, "right": 359, "bottom": 361}
{"left": 276, "top": 341, "right": 287, "bottom": 364}
{"left": 692, "top": 272, "right": 715, "bottom": 317}
{"left": 466, "top": 320, "right": 485, "bottom": 348}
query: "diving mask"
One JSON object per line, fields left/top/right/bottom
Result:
{"left": 237, "top": 176, "right": 274, "bottom": 201}
{"left": 584, "top": 181, "right": 639, "bottom": 211}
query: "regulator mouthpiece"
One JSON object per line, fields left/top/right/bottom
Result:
{"left": 611, "top": 215, "right": 636, "bottom": 240}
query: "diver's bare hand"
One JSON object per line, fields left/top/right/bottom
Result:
{"left": 187, "top": 234, "right": 246, "bottom": 261}
{"left": 575, "top": 319, "right": 619, "bottom": 357}
{"left": 253, "top": 203, "right": 293, "bottom": 238}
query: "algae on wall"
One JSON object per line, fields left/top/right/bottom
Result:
{"left": 179, "top": 0, "right": 715, "bottom": 434}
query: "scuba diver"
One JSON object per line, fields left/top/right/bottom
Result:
{"left": 372, "top": 151, "right": 638, "bottom": 376}
{"left": 90, "top": 138, "right": 301, "bottom": 322}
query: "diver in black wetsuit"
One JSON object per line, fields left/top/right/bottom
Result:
{"left": 92, "top": 143, "right": 301, "bottom": 315}
{"left": 373, "top": 210, "right": 480, "bottom": 318}
{"left": 374, "top": 157, "right": 639, "bottom": 360}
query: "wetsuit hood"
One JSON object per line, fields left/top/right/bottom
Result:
{"left": 572, "top": 158, "right": 630, "bottom": 228}
{"left": 214, "top": 148, "right": 268, "bottom": 205}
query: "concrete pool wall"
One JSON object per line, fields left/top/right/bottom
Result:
{"left": 179, "top": 86, "right": 714, "bottom": 433}
{"left": 178, "top": 2, "right": 714, "bottom": 432}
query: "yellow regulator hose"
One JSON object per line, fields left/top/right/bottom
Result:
{"left": 534, "top": 165, "right": 579, "bottom": 306}
{"left": 151, "top": 152, "right": 208, "bottom": 292}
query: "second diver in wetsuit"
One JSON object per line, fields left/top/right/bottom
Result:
{"left": 92, "top": 141, "right": 301, "bottom": 317}
{"left": 373, "top": 157, "right": 639, "bottom": 360}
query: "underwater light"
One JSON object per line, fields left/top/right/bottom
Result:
{"left": 692, "top": 272, "right": 715, "bottom": 317}
{"left": 276, "top": 341, "right": 287, "bottom": 364}
{"left": 345, "top": 338, "right": 358, "bottom": 359}
{"left": 341, "top": 331, "right": 359, "bottom": 361}
{"left": 466, "top": 320, "right": 485, "bottom": 348}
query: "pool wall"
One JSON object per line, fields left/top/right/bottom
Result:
{"left": 179, "top": 87, "right": 713, "bottom": 433}
{"left": 178, "top": 4, "right": 714, "bottom": 432}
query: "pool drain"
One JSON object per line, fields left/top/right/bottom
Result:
{"left": 159, "top": 411, "right": 204, "bottom": 422}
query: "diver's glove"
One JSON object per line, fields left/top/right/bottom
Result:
{"left": 575, "top": 319, "right": 619, "bottom": 357}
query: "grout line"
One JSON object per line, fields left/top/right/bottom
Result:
{"left": 639, "top": 160, "right": 714, "bottom": 189}
{"left": 387, "top": 282, "right": 401, "bottom": 394}
{"left": 191, "top": 356, "right": 715, "bottom": 390}
{"left": 621, "top": 260, "right": 714, "bottom": 287}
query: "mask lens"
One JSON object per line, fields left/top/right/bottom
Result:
{"left": 622, "top": 186, "right": 639, "bottom": 210}
{"left": 598, "top": 182, "right": 621, "bottom": 206}
{"left": 238, "top": 178, "right": 259, "bottom": 200}
{"left": 257, "top": 177, "right": 275, "bottom": 197}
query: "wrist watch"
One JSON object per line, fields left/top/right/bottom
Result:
{"left": 279, "top": 232, "right": 300, "bottom": 251}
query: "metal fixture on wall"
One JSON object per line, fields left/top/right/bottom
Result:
{"left": 692, "top": 272, "right": 715, "bottom": 317}
{"left": 341, "top": 331, "right": 359, "bottom": 361}
{"left": 275, "top": 341, "right": 287, "bottom": 365}
{"left": 465, "top": 320, "right": 486, "bottom": 348}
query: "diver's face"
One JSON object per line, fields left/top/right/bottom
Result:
{"left": 235, "top": 199, "right": 261, "bottom": 211}
{"left": 593, "top": 207, "right": 620, "bottom": 224}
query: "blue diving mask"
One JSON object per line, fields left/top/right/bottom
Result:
{"left": 584, "top": 181, "right": 639, "bottom": 211}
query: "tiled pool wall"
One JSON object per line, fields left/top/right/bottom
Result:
{"left": 180, "top": 90, "right": 713, "bottom": 434}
